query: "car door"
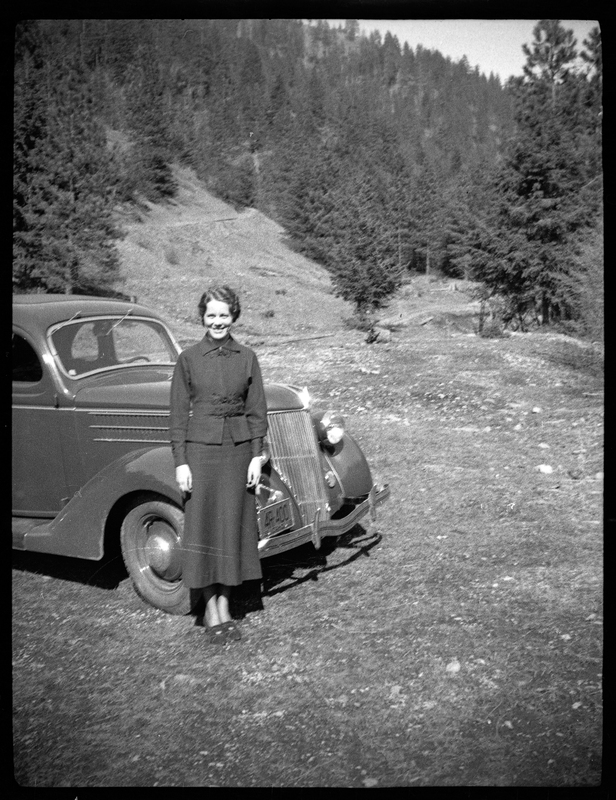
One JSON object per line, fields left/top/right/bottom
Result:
{"left": 12, "top": 330, "right": 69, "bottom": 516}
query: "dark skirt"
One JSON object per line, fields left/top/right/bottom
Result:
{"left": 182, "top": 426, "right": 262, "bottom": 589}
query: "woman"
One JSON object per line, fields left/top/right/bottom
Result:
{"left": 169, "top": 286, "right": 268, "bottom": 644}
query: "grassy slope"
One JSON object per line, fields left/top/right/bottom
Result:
{"left": 12, "top": 169, "right": 604, "bottom": 787}
{"left": 115, "top": 166, "right": 353, "bottom": 345}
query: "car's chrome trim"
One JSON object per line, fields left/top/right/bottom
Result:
{"left": 90, "top": 425, "right": 168, "bottom": 431}
{"left": 257, "top": 483, "right": 390, "bottom": 557}
{"left": 12, "top": 405, "right": 59, "bottom": 411}
{"left": 93, "top": 438, "right": 171, "bottom": 444}
{"left": 88, "top": 410, "right": 170, "bottom": 416}
{"left": 12, "top": 405, "right": 172, "bottom": 415}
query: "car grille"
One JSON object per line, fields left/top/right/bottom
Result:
{"left": 266, "top": 410, "right": 329, "bottom": 526}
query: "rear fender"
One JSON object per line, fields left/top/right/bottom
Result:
{"left": 25, "top": 447, "right": 181, "bottom": 560}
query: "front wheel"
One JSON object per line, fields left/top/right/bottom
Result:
{"left": 120, "top": 494, "right": 193, "bottom": 615}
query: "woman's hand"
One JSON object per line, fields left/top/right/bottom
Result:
{"left": 176, "top": 464, "right": 192, "bottom": 493}
{"left": 246, "top": 456, "right": 262, "bottom": 488}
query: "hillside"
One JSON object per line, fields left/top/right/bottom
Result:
{"left": 115, "top": 166, "right": 356, "bottom": 345}
{"left": 115, "top": 166, "right": 483, "bottom": 353}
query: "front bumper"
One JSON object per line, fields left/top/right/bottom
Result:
{"left": 257, "top": 483, "right": 390, "bottom": 558}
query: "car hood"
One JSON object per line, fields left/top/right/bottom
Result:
{"left": 74, "top": 375, "right": 173, "bottom": 410}
{"left": 73, "top": 374, "right": 306, "bottom": 412}
{"left": 265, "top": 384, "right": 306, "bottom": 411}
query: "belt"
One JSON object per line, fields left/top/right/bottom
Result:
{"left": 192, "top": 401, "right": 246, "bottom": 418}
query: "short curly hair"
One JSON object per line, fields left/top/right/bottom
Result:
{"left": 197, "top": 285, "right": 241, "bottom": 324}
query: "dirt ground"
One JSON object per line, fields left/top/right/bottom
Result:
{"left": 12, "top": 170, "right": 604, "bottom": 788}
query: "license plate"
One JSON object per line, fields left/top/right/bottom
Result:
{"left": 258, "top": 498, "right": 294, "bottom": 538}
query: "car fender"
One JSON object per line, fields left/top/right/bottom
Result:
{"left": 27, "top": 447, "right": 181, "bottom": 561}
{"left": 323, "top": 432, "right": 374, "bottom": 500}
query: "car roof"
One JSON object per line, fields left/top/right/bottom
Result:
{"left": 13, "top": 294, "right": 169, "bottom": 332}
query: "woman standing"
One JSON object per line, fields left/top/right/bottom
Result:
{"left": 169, "top": 286, "right": 267, "bottom": 644}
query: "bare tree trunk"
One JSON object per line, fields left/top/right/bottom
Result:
{"left": 541, "top": 292, "right": 550, "bottom": 326}
{"left": 251, "top": 148, "right": 261, "bottom": 207}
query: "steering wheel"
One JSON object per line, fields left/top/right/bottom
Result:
{"left": 123, "top": 356, "right": 152, "bottom": 364}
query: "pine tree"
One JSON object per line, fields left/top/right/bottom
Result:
{"left": 14, "top": 23, "right": 122, "bottom": 294}
{"left": 442, "top": 167, "right": 498, "bottom": 280}
{"left": 278, "top": 132, "right": 341, "bottom": 265}
{"left": 325, "top": 148, "right": 404, "bottom": 313}
{"left": 472, "top": 20, "right": 602, "bottom": 326}
{"left": 13, "top": 22, "right": 48, "bottom": 289}
{"left": 122, "top": 29, "right": 177, "bottom": 202}
{"left": 411, "top": 162, "right": 448, "bottom": 275}
{"left": 578, "top": 27, "right": 603, "bottom": 181}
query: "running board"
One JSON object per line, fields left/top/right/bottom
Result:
{"left": 12, "top": 517, "right": 53, "bottom": 550}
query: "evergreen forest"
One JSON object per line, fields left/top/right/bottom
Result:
{"left": 13, "top": 19, "right": 602, "bottom": 338}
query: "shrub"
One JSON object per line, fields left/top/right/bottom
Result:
{"left": 342, "top": 313, "right": 373, "bottom": 333}
{"left": 478, "top": 318, "right": 506, "bottom": 338}
{"left": 560, "top": 224, "right": 604, "bottom": 343}
{"left": 549, "top": 340, "right": 604, "bottom": 378}
{"left": 164, "top": 246, "right": 180, "bottom": 265}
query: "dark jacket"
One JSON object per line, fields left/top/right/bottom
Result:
{"left": 169, "top": 334, "right": 268, "bottom": 468}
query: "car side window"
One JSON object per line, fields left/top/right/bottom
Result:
{"left": 12, "top": 334, "right": 43, "bottom": 383}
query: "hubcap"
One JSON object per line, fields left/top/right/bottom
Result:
{"left": 144, "top": 520, "right": 182, "bottom": 581}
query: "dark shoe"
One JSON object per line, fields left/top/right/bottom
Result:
{"left": 204, "top": 623, "right": 228, "bottom": 644}
{"left": 221, "top": 621, "right": 241, "bottom": 641}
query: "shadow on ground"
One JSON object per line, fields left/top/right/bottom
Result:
{"left": 12, "top": 548, "right": 128, "bottom": 591}
{"left": 12, "top": 524, "right": 381, "bottom": 617}
{"left": 232, "top": 524, "right": 382, "bottom": 617}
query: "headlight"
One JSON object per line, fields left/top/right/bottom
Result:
{"left": 320, "top": 411, "right": 345, "bottom": 444}
{"left": 298, "top": 386, "right": 311, "bottom": 410}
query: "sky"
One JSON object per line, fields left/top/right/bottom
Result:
{"left": 331, "top": 19, "right": 599, "bottom": 83}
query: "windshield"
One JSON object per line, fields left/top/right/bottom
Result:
{"left": 49, "top": 316, "right": 179, "bottom": 378}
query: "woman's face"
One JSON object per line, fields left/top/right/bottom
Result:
{"left": 204, "top": 299, "right": 233, "bottom": 340}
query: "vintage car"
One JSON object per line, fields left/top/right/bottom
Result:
{"left": 12, "top": 294, "right": 390, "bottom": 614}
